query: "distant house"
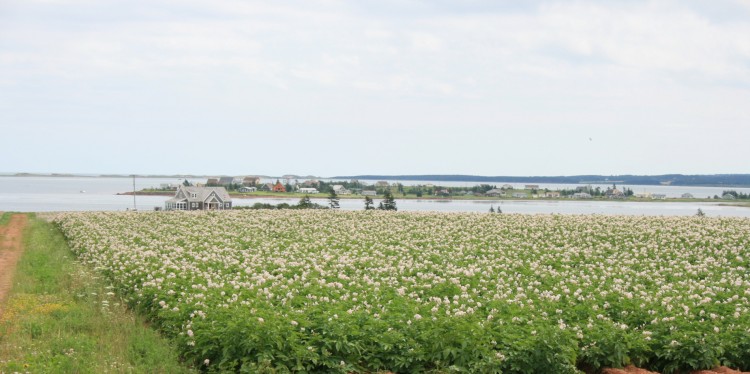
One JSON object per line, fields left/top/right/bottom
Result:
{"left": 635, "top": 193, "right": 652, "bottom": 199}
{"left": 301, "top": 179, "right": 320, "bottom": 187}
{"left": 218, "top": 176, "right": 235, "bottom": 186}
{"left": 165, "top": 186, "right": 232, "bottom": 211}
{"left": 243, "top": 176, "right": 261, "bottom": 186}
{"left": 512, "top": 192, "right": 527, "bottom": 198}
{"left": 272, "top": 181, "right": 286, "bottom": 193}
{"left": 485, "top": 189, "right": 505, "bottom": 197}
{"left": 606, "top": 188, "right": 625, "bottom": 199}
{"left": 502, "top": 184, "right": 514, "bottom": 190}
{"left": 361, "top": 190, "right": 377, "bottom": 196}
{"left": 375, "top": 181, "right": 390, "bottom": 188}
{"left": 544, "top": 191, "right": 561, "bottom": 198}
{"left": 524, "top": 184, "right": 539, "bottom": 190}
{"left": 651, "top": 194, "right": 667, "bottom": 200}
{"left": 722, "top": 193, "right": 736, "bottom": 200}
{"left": 435, "top": 189, "right": 450, "bottom": 196}
{"left": 681, "top": 193, "right": 694, "bottom": 199}
{"left": 298, "top": 187, "right": 319, "bottom": 194}
{"left": 238, "top": 186, "right": 257, "bottom": 193}
{"left": 206, "top": 178, "right": 219, "bottom": 186}
{"left": 572, "top": 192, "right": 592, "bottom": 199}
{"left": 332, "top": 185, "right": 352, "bottom": 195}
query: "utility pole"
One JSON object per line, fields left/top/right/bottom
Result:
{"left": 132, "top": 174, "right": 137, "bottom": 211}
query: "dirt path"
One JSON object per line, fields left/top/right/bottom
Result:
{"left": 0, "top": 214, "right": 28, "bottom": 320}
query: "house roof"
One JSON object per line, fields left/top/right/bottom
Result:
{"left": 167, "top": 186, "right": 231, "bottom": 203}
{"left": 219, "top": 177, "right": 234, "bottom": 185}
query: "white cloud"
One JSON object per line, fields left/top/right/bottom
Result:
{"left": 1, "top": 0, "right": 750, "bottom": 175}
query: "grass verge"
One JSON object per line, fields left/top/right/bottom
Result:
{"left": 0, "top": 215, "right": 196, "bottom": 373}
{"left": 0, "top": 212, "right": 11, "bottom": 226}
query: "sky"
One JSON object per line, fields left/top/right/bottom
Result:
{"left": 1, "top": 0, "right": 749, "bottom": 177}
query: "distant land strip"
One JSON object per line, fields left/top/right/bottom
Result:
{"left": 331, "top": 174, "right": 750, "bottom": 187}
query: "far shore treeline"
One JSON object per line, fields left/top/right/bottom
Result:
{"left": 332, "top": 174, "right": 750, "bottom": 187}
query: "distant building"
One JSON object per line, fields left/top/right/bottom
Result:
{"left": 572, "top": 192, "right": 592, "bottom": 199}
{"left": 243, "top": 176, "right": 261, "bottom": 186}
{"left": 332, "top": 185, "right": 352, "bottom": 195}
{"left": 544, "top": 191, "right": 561, "bottom": 198}
{"left": 361, "top": 190, "right": 377, "bottom": 196}
{"left": 165, "top": 186, "right": 232, "bottom": 211}
{"left": 485, "top": 189, "right": 505, "bottom": 197}
{"left": 681, "top": 193, "right": 694, "bottom": 199}
{"left": 651, "top": 194, "right": 667, "bottom": 200}
{"left": 722, "top": 193, "right": 736, "bottom": 200}
{"left": 502, "top": 184, "right": 514, "bottom": 190}
{"left": 218, "top": 176, "right": 235, "bottom": 186}
{"left": 272, "top": 181, "right": 286, "bottom": 193}
{"left": 206, "top": 178, "right": 219, "bottom": 186}
{"left": 606, "top": 188, "right": 625, "bottom": 199}
{"left": 524, "top": 184, "right": 539, "bottom": 190}
{"left": 512, "top": 192, "right": 527, "bottom": 198}
{"left": 375, "top": 181, "right": 390, "bottom": 188}
{"left": 238, "top": 186, "right": 257, "bottom": 193}
{"left": 259, "top": 183, "right": 274, "bottom": 191}
{"left": 298, "top": 187, "right": 319, "bottom": 194}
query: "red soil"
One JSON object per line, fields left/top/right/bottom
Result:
{"left": 599, "top": 366, "right": 750, "bottom": 374}
{"left": 0, "top": 214, "right": 28, "bottom": 319}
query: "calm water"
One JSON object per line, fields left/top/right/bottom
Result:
{"left": 1, "top": 176, "right": 749, "bottom": 217}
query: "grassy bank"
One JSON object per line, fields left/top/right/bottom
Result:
{"left": 0, "top": 215, "right": 195, "bottom": 373}
{"left": 0, "top": 212, "right": 11, "bottom": 226}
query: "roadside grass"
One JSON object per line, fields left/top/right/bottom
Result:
{"left": 0, "top": 215, "right": 196, "bottom": 373}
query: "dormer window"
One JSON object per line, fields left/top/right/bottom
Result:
{"left": 191, "top": 193, "right": 197, "bottom": 198}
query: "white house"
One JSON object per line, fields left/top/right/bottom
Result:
{"left": 165, "top": 186, "right": 232, "bottom": 211}
{"left": 238, "top": 186, "right": 257, "bottom": 193}
{"left": 298, "top": 187, "right": 319, "bottom": 194}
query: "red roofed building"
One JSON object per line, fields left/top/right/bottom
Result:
{"left": 272, "top": 180, "right": 286, "bottom": 192}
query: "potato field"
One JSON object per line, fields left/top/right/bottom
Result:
{"left": 53, "top": 211, "right": 750, "bottom": 373}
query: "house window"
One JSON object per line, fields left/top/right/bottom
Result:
{"left": 225, "top": 203, "right": 230, "bottom": 208}
{"left": 191, "top": 193, "right": 197, "bottom": 198}
{"left": 191, "top": 203, "right": 197, "bottom": 208}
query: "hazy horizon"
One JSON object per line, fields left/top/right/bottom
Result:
{"left": 2, "top": 1, "right": 749, "bottom": 176}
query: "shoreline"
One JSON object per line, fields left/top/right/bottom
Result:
{"left": 116, "top": 191, "right": 750, "bottom": 207}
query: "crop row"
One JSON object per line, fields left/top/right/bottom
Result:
{"left": 54, "top": 211, "right": 750, "bottom": 373}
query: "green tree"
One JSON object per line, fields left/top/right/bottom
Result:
{"left": 489, "top": 205, "right": 495, "bottom": 213}
{"left": 364, "top": 196, "right": 374, "bottom": 210}
{"left": 696, "top": 208, "right": 705, "bottom": 217}
{"left": 378, "top": 191, "right": 397, "bottom": 211}
{"left": 328, "top": 189, "right": 340, "bottom": 209}
{"left": 182, "top": 179, "right": 191, "bottom": 187}
{"left": 298, "top": 195, "right": 312, "bottom": 209}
